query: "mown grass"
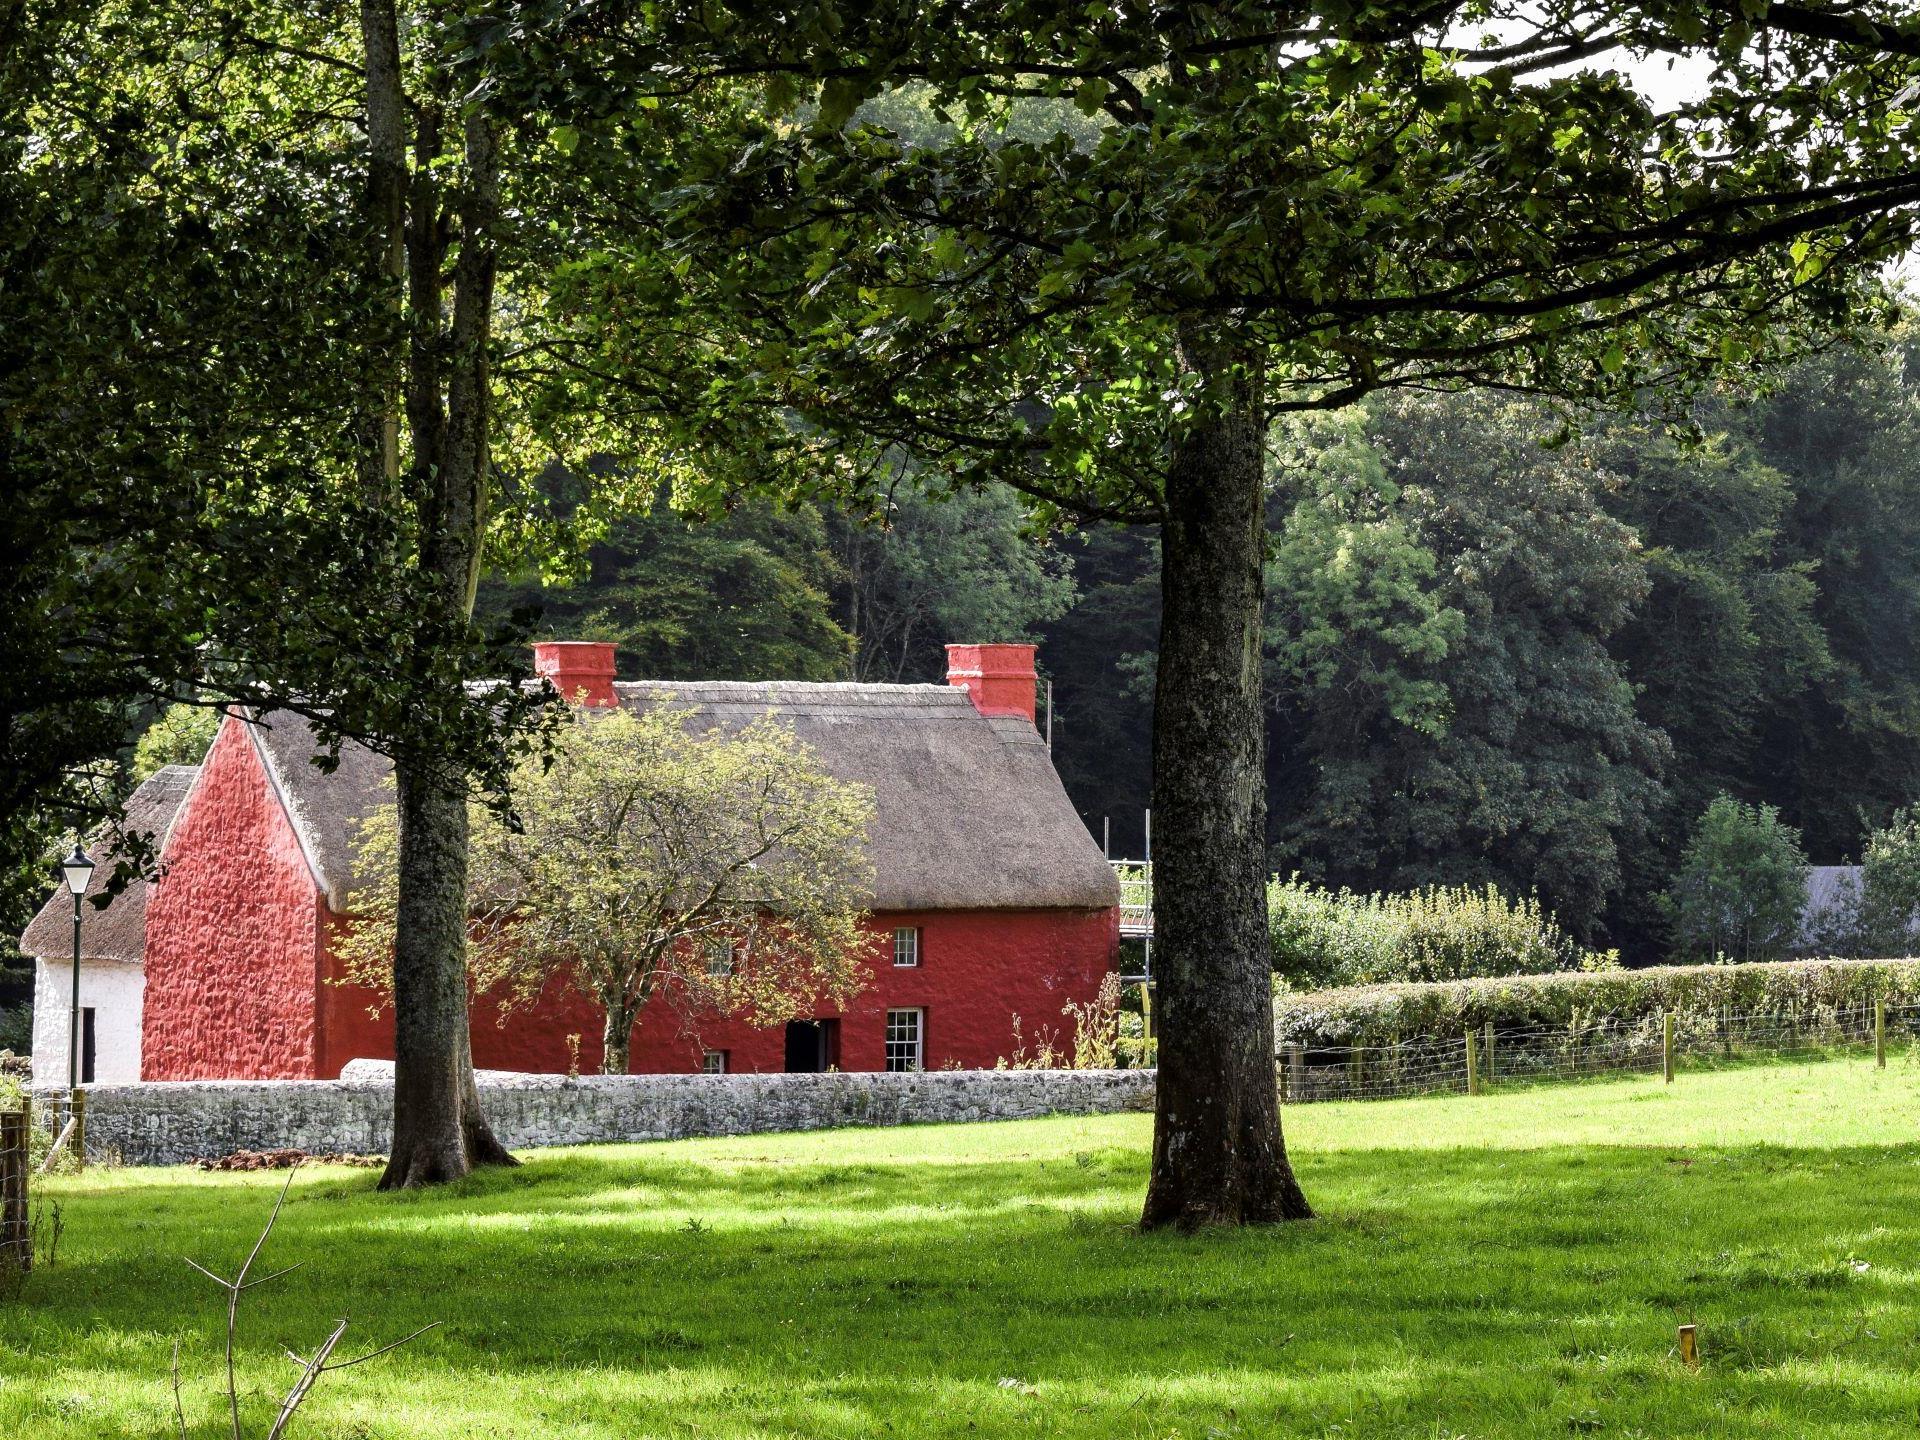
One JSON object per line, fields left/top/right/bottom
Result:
{"left": 6, "top": 1054, "right": 1920, "bottom": 1438}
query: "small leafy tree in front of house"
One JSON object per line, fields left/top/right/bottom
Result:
{"left": 1663, "top": 796, "right": 1809, "bottom": 963}
{"left": 346, "top": 707, "right": 875, "bottom": 1073}
{"left": 1855, "top": 807, "right": 1920, "bottom": 958}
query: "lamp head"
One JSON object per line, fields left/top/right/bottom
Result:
{"left": 59, "top": 843, "right": 94, "bottom": 898}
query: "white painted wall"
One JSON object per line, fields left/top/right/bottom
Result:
{"left": 31, "top": 958, "right": 144, "bottom": 1087}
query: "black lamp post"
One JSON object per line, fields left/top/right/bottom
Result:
{"left": 58, "top": 843, "right": 94, "bottom": 1091}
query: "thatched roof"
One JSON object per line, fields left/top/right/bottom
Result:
{"left": 249, "top": 711, "right": 396, "bottom": 910}
{"left": 19, "top": 765, "right": 200, "bottom": 962}
{"left": 252, "top": 682, "right": 1118, "bottom": 914}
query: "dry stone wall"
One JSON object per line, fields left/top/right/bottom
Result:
{"left": 43, "top": 1067, "right": 1156, "bottom": 1167}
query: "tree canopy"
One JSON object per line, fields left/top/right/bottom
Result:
{"left": 464, "top": 0, "right": 1918, "bottom": 516}
{"left": 2, "top": 2, "right": 556, "bottom": 873}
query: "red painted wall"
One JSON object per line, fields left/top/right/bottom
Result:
{"left": 312, "top": 908, "right": 1118, "bottom": 1078}
{"left": 625, "top": 908, "right": 1118, "bottom": 1074}
{"left": 318, "top": 941, "right": 606, "bottom": 1080}
{"left": 142, "top": 720, "right": 328, "bottom": 1081}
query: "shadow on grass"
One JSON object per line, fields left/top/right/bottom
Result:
{"left": 11, "top": 1127, "right": 1920, "bottom": 1439}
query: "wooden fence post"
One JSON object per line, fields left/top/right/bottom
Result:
{"left": 1465, "top": 1029, "right": 1481, "bottom": 1096}
{"left": 1875, "top": 998, "right": 1887, "bottom": 1070}
{"left": 1, "top": 1108, "right": 27, "bottom": 1274}
{"left": 71, "top": 1089, "right": 85, "bottom": 1173}
{"left": 1286, "top": 1043, "right": 1305, "bottom": 1101}
{"left": 1663, "top": 1012, "right": 1675, "bottom": 1084}
{"left": 1483, "top": 1022, "right": 1496, "bottom": 1084}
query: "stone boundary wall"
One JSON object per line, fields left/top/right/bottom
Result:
{"left": 39, "top": 1068, "right": 1157, "bottom": 1167}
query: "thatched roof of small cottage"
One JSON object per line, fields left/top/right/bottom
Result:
{"left": 19, "top": 765, "right": 200, "bottom": 962}
{"left": 252, "top": 681, "right": 1119, "bottom": 915}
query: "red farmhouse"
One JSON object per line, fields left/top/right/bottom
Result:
{"left": 24, "top": 643, "right": 1120, "bottom": 1082}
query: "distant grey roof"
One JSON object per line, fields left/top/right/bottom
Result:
{"left": 1804, "top": 865, "right": 1861, "bottom": 919}
{"left": 1799, "top": 863, "right": 1920, "bottom": 953}
{"left": 19, "top": 765, "right": 200, "bottom": 963}
{"left": 251, "top": 682, "right": 1118, "bottom": 914}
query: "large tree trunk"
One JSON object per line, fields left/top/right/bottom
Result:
{"left": 1140, "top": 330, "right": 1311, "bottom": 1229}
{"left": 383, "top": 764, "right": 515, "bottom": 1186}
{"left": 370, "top": 23, "right": 513, "bottom": 1185}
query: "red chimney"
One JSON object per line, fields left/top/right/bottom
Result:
{"left": 945, "top": 643, "right": 1038, "bottom": 724}
{"left": 533, "top": 641, "right": 618, "bottom": 708}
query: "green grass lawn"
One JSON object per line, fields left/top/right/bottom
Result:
{"left": 7, "top": 1056, "right": 1920, "bottom": 1439}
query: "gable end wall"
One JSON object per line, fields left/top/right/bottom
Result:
{"left": 141, "top": 718, "right": 327, "bottom": 1080}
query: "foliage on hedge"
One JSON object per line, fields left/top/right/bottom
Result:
{"left": 1274, "top": 957, "right": 1920, "bottom": 1048}
{"left": 1268, "top": 878, "right": 1606, "bottom": 987}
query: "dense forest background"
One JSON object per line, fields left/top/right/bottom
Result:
{"left": 5, "top": 326, "right": 1918, "bottom": 1036}
{"left": 481, "top": 326, "right": 1920, "bottom": 962}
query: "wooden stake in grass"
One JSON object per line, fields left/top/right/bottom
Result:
{"left": 1663, "top": 1012, "right": 1676, "bottom": 1085}
{"left": 1465, "top": 1029, "right": 1481, "bottom": 1096}
{"left": 1677, "top": 1323, "right": 1699, "bottom": 1369}
{"left": 1875, "top": 998, "right": 1886, "bottom": 1070}
{"left": 1483, "top": 1022, "right": 1495, "bottom": 1085}
{"left": 40, "top": 1090, "right": 84, "bottom": 1176}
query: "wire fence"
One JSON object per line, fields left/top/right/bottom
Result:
{"left": 1, "top": 1101, "right": 29, "bottom": 1273}
{"left": 35, "top": 1088, "right": 86, "bottom": 1163}
{"left": 1278, "top": 998, "right": 1920, "bottom": 1104}
{"left": 0, "top": 1089, "right": 86, "bottom": 1170}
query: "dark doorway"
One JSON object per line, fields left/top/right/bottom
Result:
{"left": 81, "top": 1007, "right": 96, "bottom": 1085}
{"left": 783, "top": 1019, "right": 839, "bottom": 1073}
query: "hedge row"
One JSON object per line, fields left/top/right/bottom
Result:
{"left": 1274, "top": 957, "right": 1920, "bottom": 1048}
{"left": 1268, "top": 879, "right": 1605, "bottom": 987}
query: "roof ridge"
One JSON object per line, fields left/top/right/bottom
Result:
{"left": 612, "top": 678, "right": 959, "bottom": 692}
{"left": 243, "top": 718, "right": 331, "bottom": 900}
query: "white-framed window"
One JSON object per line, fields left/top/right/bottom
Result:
{"left": 701, "top": 1049, "right": 728, "bottom": 1075}
{"left": 885, "top": 1008, "right": 924, "bottom": 1072}
{"left": 892, "top": 927, "right": 921, "bottom": 968}
{"left": 704, "top": 938, "right": 735, "bottom": 977}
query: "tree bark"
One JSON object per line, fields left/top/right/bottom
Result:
{"left": 355, "top": 0, "right": 405, "bottom": 508}
{"left": 600, "top": 1007, "right": 634, "bottom": 1075}
{"left": 383, "top": 763, "right": 514, "bottom": 1187}
{"left": 371, "top": 29, "right": 513, "bottom": 1187}
{"left": 1140, "top": 328, "right": 1312, "bottom": 1229}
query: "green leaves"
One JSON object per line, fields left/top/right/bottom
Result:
{"left": 817, "top": 76, "right": 867, "bottom": 131}
{"left": 880, "top": 283, "right": 937, "bottom": 320}
{"left": 1663, "top": 794, "right": 1809, "bottom": 962}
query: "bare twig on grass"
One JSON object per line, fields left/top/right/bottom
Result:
{"left": 177, "top": 1163, "right": 437, "bottom": 1437}
{"left": 172, "top": 1339, "right": 187, "bottom": 1440}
